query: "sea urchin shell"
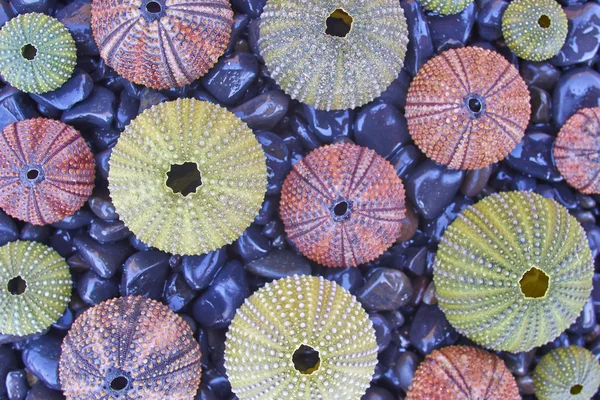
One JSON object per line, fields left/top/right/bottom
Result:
{"left": 0, "top": 240, "right": 72, "bottom": 336}
{"left": 553, "top": 107, "right": 600, "bottom": 194}
{"left": 108, "top": 98, "right": 267, "bottom": 256}
{"left": 224, "top": 275, "right": 378, "bottom": 400}
{"left": 502, "top": 0, "right": 568, "bottom": 62}
{"left": 259, "top": 0, "right": 408, "bottom": 111}
{"left": 405, "top": 46, "right": 531, "bottom": 170}
{"left": 0, "top": 13, "right": 77, "bottom": 93}
{"left": 59, "top": 295, "right": 202, "bottom": 400}
{"left": 418, "top": 0, "right": 473, "bottom": 15}
{"left": 434, "top": 191, "right": 594, "bottom": 352}
{"left": 279, "top": 143, "right": 406, "bottom": 268}
{"left": 0, "top": 118, "right": 95, "bottom": 225}
{"left": 533, "top": 346, "right": 600, "bottom": 400}
{"left": 406, "top": 346, "right": 520, "bottom": 400}
{"left": 91, "top": 0, "right": 233, "bottom": 89}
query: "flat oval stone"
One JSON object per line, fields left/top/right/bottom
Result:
{"left": 354, "top": 101, "right": 411, "bottom": 158}
{"left": 506, "top": 133, "right": 562, "bottom": 181}
{"left": 163, "top": 272, "right": 196, "bottom": 312}
{"left": 551, "top": 2, "right": 600, "bottom": 66}
{"left": 61, "top": 86, "right": 116, "bottom": 129}
{"left": 408, "top": 303, "right": 459, "bottom": 355}
{"left": 21, "top": 335, "right": 62, "bottom": 390}
{"left": 30, "top": 69, "right": 93, "bottom": 111}
{"left": 76, "top": 271, "right": 118, "bottom": 305}
{"left": 401, "top": 0, "right": 434, "bottom": 76}
{"left": 182, "top": 247, "right": 227, "bottom": 291}
{"left": 192, "top": 260, "right": 250, "bottom": 328}
{"left": 74, "top": 235, "right": 134, "bottom": 278}
{"left": 55, "top": 0, "right": 98, "bottom": 55}
{"left": 201, "top": 53, "right": 259, "bottom": 106}
{"left": 120, "top": 250, "right": 170, "bottom": 300}
{"left": 246, "top": 249, "right": 311, "bottom": 279}
{"left": 232, "top": 90, "right": 289, "bottom": 131}
{"left": 255, "top": 131, "right": 290, "bottom": 195}
{"left": 553, "top": 67, "right": 600, "bottom": 126}
{"left": 405, "top": 160, "right": 465, "bottom": 220}
{"left": 356, "top": 268, "right": 413, "bottom": 311}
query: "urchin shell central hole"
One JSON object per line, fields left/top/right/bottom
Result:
{"left": 326, "top": 8, "right": 353, "bottom": 37}
{"left": 166, "top": 162, "right": 202, "bottom": 196}
{"left": 570, "top": 384, "right": 583, "bottom": 395}
{"left": 110, "top": 376, "right": 129, "bottom": 391}
{"left": 21, "top": 44, "right": 37, "bottom": 60}
{"left": 26, "top": 169, "right": 39, "bottom": 180}
{"left": 333, "top": 201, "right": 349, "bottom": 216}
{"left": 145, "top": 1, "right": 161, "bottom": 13}
{"left": 520, "top": 267, "right": 549, "bottom": 298}
{"left": 7, "top": 276, "right": 26, "bottom": 295}
{"left": 468, "top": 98, "right": 482, "bottom": 113}
{"left": 538, "top": 14, "right": 551, "bottom": 29}
{"left": 292, "top": 345, "right": 320, "bottom": 374}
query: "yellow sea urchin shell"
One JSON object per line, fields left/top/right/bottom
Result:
{"left": 108, "top": 98, "right": 267, "bottom": 256}
{"left": 434, "top": 191, "right": 594, "bottom": 353}
{"left": 533, "top": 346, "right": 600, "bottom": 400}
{"left": 259, "top": 0, "right": 408, "bottom": 111}
{"left": 0, "top": 240, "right": 72, "bottom": 336}
{"left": 224, "top": 275, "right": 378, "bottom": 400}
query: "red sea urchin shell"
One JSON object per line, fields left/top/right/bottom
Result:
{"left": 280, "top": 143, "right": 406, "bottom": 268}
{"left": 405, "top": 46, "right": 531, "bottom": 170}
{"left": 554, "top": 107, "right": 600, "bottom": 194}
{"left": 59, "top": 296, "right": 202, "bottom": 399}
{"left": 0, "top": 118, "right": 95, "bottom": 225}
{"left": 406, "top": 346, "right": 520, "bottom": 400}
{"left": 91, "top": 0, "right": 233, "bottom": 89}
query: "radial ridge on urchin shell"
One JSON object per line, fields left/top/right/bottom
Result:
{"left": 502, "top": 0, "right": 568, "bottom": 62}
{"left": 59, "top": 296, "right": 202, "bottom": 400}
{"left": 553, "top": 107, "right": 600, "bottom": 194}
{"left": 0, "top": 13, "right": 77, "bottom": 93}
{"left": 259, "top": 0, "right": 409, "bottom": 111}
{"left": 419, "top": 0, "right": 473, "bottom": 15}
{"left": 405, "top": 46, "right": 531, "bottom": 170}
{"left": 533, "top": 346, "right": 600, "bottom": 400}
{"left": 0, "top": 240, "right": 72, "bottom": 336}
{"left": 91, "top": 0, "right": 233, "bottom": 89}
{"left": 0, "top": 118, "right": 95, "bottom": 225}
{"left": 108, "top": 98, "right": 267, "bottom": 256}
{"left": 434, "top": 191, "right": 594, "bottom": 353}
{"left": 406, "top": 346, "right": 520, "bottom": 400}
{"left": 224, "top": 275, "right": 378, "bottom": 400}
{"left": 279, "top": 143, "right": 406, "bottom": 268}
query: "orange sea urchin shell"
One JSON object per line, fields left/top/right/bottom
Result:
{"left": 406, "top": 346, "right": 520, "bottom": 400}
{"left": 280, "top": 143, "right": 406, "bottom": 268}
{"left": 405, "top": 46, "right": 531, "bottom": 170}
{"left": 0, "top": 118, "right": 95, "bottom": 225}
{"left": 59, "top": 296, "right": 202, "bottom": 399}
{"left": 91, "top": 0, "right": 233, "bottom": 89}
{"left": 554, "top": 107, "right": 600, "bottom": 194}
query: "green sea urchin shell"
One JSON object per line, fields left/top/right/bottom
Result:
{"left": 419, "top": 0, "right": 473, "bottom": 15}
{"left": 434, "top": 191, "right": 594, "bottom": 353}
{"left": 109, "top": 98, "right": 267, "bottom": 256}
{"left": 533, "top": 346, "right": 600, "bottom": 400}
{"left": 0, "top": 240, "right": 72, "bottom": 336}
{"left": 502, "top": 0, "right": 568, "bottom": 62}
{"left": 259, "top": 0, "right": 408, "bottom": 111}
{"left": 224, "top": 275, "right": 378, "bottom": 400}
{"left": 0, "top": 13, "right": 77, "bottom": 93}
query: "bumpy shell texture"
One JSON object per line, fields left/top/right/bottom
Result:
{"left": 279, "top": 143, "right": 406, "bottom": 268}
{"left": 502, "top": 0, "right": 568, "bottom": 62}
{"left": 0, "top": 240, "right": 72, "bottom": 336}
{"left": 0, "top": 13, "right": 77, "bottom": 93}
{"left": 259, "top": 0, "right": 408, "bottom": 111}
{"left": 0, "top": 118, "right": 95, "bottom": 225}
{"left": 224, "top": 275, "right": 378, "bottom": 400}
{"left": 554, "top": 107, "right": 600, "bottom": 194}
{"left": 109, "top": 98, "right": 267, "bottom": 256}
{"left": 533, "top": 346, "right": 600, "bottom": 400}
{"left": 59, "top": 295, "right": 202, "bottom": 400}
{"left": 91, "top": 0, "right": 233, "bottom": 89}
{"left": 406, "top": 346, "right": 520, "bottom": 400}
{"left": 434, "top": 191, "right": 594, "bottom": 353}
{"left": 405, "top": 47, "right": 531, "bottom": 170}
{"left": 419, "top": 0, "right": 473, "bottom": 15}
